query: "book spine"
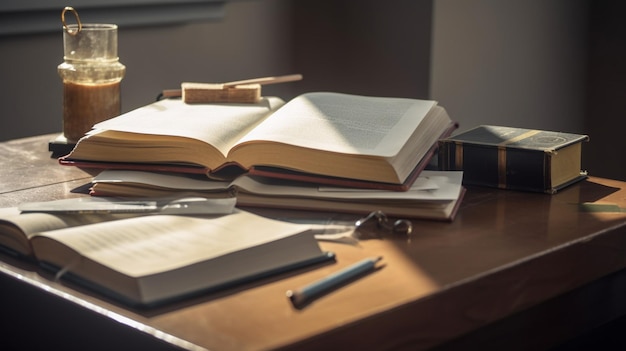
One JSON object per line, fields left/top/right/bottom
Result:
{"left": 437, "top": 140, "right": 456, "bottom": 171}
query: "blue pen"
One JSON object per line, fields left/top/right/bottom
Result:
{"left": 287, "top": 256, "right": 383, "bottom": 308}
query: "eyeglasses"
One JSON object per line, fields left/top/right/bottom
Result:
{"left": 354, "top": 210, "right": 413, "bottom": 239}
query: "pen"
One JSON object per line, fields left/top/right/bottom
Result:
{"left": 286, "top": 256, "right": 383, "bottom": 308}
{"left": 17, "top": 197, "right": 236, "bottom": 215}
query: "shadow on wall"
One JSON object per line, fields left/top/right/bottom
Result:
{"left": 583, "top": 1, "right": 626, "bottom": 181}
{"left": 288, "top": 0, "right": 432, "bottom": 100}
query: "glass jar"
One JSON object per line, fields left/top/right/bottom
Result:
{"left": 58, "top": 20, "right": 125, "bottom": 142}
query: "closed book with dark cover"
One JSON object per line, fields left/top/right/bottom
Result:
{"left": 438, "top": 125, "right": 589, "bottom": 194}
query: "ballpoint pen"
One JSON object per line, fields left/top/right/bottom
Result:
{"left": 286, "top": 256, "right": 383, "bottom": 308}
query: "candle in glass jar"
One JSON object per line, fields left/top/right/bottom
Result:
{"left": 62, "top": 81, "right": 121, "bottom": 141}
{"left": 58, "top": 8, "right": 125, "bottom": 142}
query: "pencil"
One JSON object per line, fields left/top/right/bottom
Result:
{"left": 286, "top": 256, "right": 383, "bottom": 308}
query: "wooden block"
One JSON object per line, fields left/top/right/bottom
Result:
{"left": 181, "top": 83, "right": 261, "bottom": 104}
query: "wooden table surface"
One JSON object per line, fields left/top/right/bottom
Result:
{"left": 1, "top": 134, "right": 626, "bottom": 351}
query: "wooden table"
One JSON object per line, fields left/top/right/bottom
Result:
{"left": 1, "top": 134, "right": 626, "bottom": 350}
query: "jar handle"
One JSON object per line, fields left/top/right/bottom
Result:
{"left": 61, "top": 7, "right": 82, "bottom": 36}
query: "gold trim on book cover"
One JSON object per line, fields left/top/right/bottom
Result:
{"left": 455, "top": 142, "right": 463, "bottom": 169}
{"left": 495, "top": 130, "right": 541, "bottom": 188}
{"left": 497, "top": 147, "right": 506, "bottom": 188}
{"left": 500, "top": 130, "right": 541, "bottom": 145}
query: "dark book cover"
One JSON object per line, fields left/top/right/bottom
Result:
{"left": 438, "top": 125, "right": 589, "bottom": 194}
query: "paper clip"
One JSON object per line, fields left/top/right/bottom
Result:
{"left": 354, "top": 210, "right": 413, "bottom": 239}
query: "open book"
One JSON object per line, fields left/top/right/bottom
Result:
{"left": 0, "top": 209, "right": 332, "bottom": 306}
{"left": 60, "top": 92, "right": 457, "bottom": 190}
{"left": 90, "top": 170, "right": 465, "bottom": 221}
{"left": 0, "top": 207, "right": 137, "bottom": 258}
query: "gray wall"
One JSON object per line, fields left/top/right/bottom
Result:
{"left": 288, "top": 0, "right": 432, "bottom": 99}
{"left": 431, "top": 0, "right": 588, "bottom": 134}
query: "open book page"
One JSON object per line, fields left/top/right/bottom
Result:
{"left": 93, "top": 170, "right": 232, "bottom": 191}
{"left": 91, "top": 97, "right": 285, "bottom": 157}
{"left": 0, "top": 208, "right": 66, "bottom": 239}
{"left": 234, "top": 92, "right": 436, "bottom": 157}
{"left": 31, "top": 210, "right": 313, "bottom": 277}
{"left": 233, "top": 170, "right": 463, "bottom": 201}
{"left": 0, "top": 207, "right": 137, "bottom": 256}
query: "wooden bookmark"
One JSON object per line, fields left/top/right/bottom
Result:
{"left": 162, "top": 74, "right": 302, "bottom": 104}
